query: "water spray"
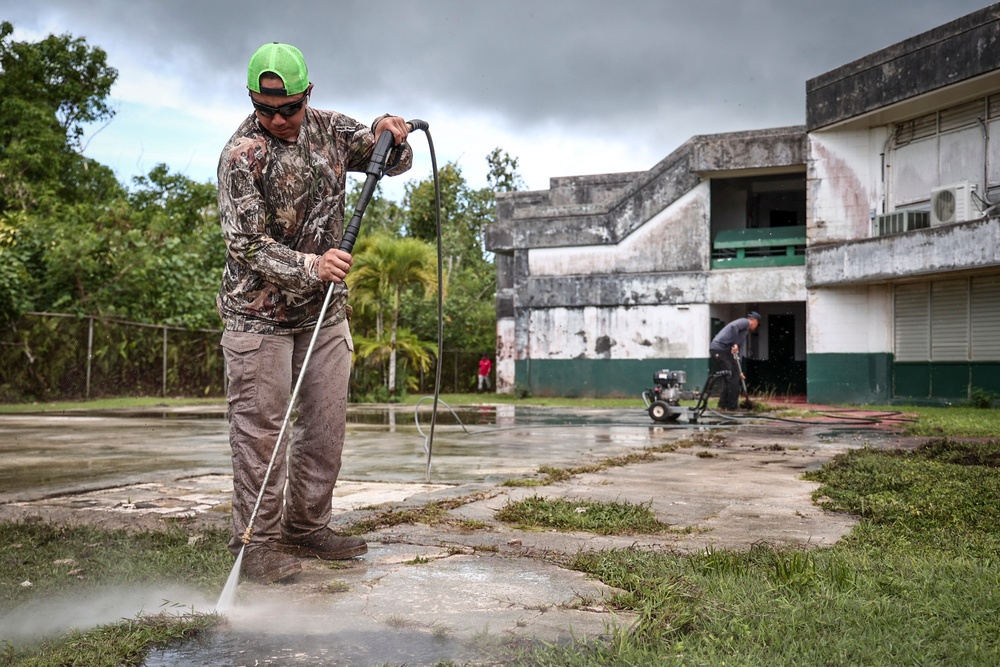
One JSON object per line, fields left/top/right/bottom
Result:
{"left": 217, "top": 120, "right": 443, "bottom": 612}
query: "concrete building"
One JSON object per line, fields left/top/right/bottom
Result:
{"left": 486, "top": 4, "right": 1000, "bottom": 404}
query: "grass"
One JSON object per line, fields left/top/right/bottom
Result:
{"left": 1, "top": 612, "right": 216, "bottom": 667}
{"left": 0, "top": 524, "right": 231, "bottom": 666}
{"left": 495, "top": 496, "right": 673, "bottom": 535}
{"left": 0, "top": 396, "right": 224, "bottom": 414}
{"left": 498, "top": 437, "right": 1000, "bottom": 666}
{"left": 893, "top": 405, "right": 1000, "bottom": 438}
{"left": 0, "top": 523, "right": 231, "bottom": 609}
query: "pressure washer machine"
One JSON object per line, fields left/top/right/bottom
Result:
{"left": 642, "top": 368, "right": 731, "bottom": 424}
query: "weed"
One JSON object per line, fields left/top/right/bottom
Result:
{"left": 969, "top": 387, "right": 997, "bottom": 409}
{"left": 502, "top": 477, "right": 546, "bottom": 487}
{"left": 503, "top": 436, "right": 725, "bottom": 489}
{"left": 404, "top": 554, "right": 431, "bottom": 565}
{"left": 495, "top": 495, "right": 672, "bottom": 535}
{"left": 339, "top": 493, "right": 490, "bottom": 535}
{"left": 318, "top": 579, "right": 350, "bottom": 593}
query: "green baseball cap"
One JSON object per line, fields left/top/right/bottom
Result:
{"left": 247, "top": 42, "right": 309, "bottom": 96}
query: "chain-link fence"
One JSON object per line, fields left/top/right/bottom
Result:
{"left": 0, "top": 313, "right": 493, "bottom": 403}
{"left": 0, "top": 313, "right": 226, "bottom": 402}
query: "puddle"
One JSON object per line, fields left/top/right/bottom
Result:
{"left": 812, "top": 427, "right": 897, "bottom": 446}
{"left": 347, "top": 405, "right": 499, "bottom": 426}
{"left": 0, "top": 404, "right": 768, "bottom": 505}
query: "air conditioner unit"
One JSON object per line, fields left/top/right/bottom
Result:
{"left": 871, "top": 210, "right": 930, "bottom": 236}
{"left": 930, "top": 182, "right": 977, "bottom": 226}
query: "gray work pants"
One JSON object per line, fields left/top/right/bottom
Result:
{"left": 221, "top": 320, "right": 352, "bottom": 556}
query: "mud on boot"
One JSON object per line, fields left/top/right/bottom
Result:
{"left": 278, "top": 528, "right": 368, "bottom": 560}
{"left": 240, "top": 546, "right": 302, "bottom": 584}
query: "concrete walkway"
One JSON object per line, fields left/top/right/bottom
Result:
{"left": 0, "top": 404, "right": 896, "bottom": 665}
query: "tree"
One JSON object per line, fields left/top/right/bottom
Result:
{"left": 347, "top": 233, "right": 438, "bottom": 396}
{"left": 0, "top": 22, "right": 126, "bottom": 323}
{"left": 399, "top": 148, "right": 526, "bottom": 363}
{"left": 486, "top": 147, "right": 526, "bottom": 193}
{"left": 0, "top": 21, "right": 119, "bottom": 214}
{"left": 17, "top": 164, "right": 222, "bottom": 328}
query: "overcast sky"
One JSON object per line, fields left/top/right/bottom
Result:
{"left": 4, "top": 1, "right": 994, "bottom": 200}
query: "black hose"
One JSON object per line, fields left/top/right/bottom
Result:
{"left": 414, "top": 124, "right": 443, "bottom": 483}
{"left": 338, "top": 119, "right": 443, "bottom": 480}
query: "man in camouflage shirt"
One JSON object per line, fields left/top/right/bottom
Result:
{"left": 217, "top": 42, "right": 412, "bottom": 584}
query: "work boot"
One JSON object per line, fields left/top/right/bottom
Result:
{"left": 278, "top": 528, "right": 368, "bottom": 560}
{"left": 240, "top": 546, "right": 302, "bottom": 584}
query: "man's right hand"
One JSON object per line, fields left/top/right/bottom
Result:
{"left": 317, "top": 248, "right": 353, "bottom": 283}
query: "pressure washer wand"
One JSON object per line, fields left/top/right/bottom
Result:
{"left": 734, "top": 350, "right": 754, "bottom": 410}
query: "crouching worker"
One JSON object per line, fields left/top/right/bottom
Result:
{"left": 709, "top": 312, "right": 760, "bottom": 412}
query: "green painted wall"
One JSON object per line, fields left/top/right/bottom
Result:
{"left": 514, "top": 358, "right": 709, "bottom": 398}
{"left": 971, "top": 363, "right": 1000, "bottom": 396}
{"left": 514, "top": 355, "right": 1000, "bottom": 403}
{"left": 807, "top": 353, "right": 893, "bottom": 405}
{"left": 810, "top": 355, "right": 1000, "bottom": 404}
{"left": 894, "top": 361, "right": 1000, "bottom": 402}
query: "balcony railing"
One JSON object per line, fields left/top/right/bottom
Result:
{"left": 711, "top": 226, "right": 806, "bottom": 269}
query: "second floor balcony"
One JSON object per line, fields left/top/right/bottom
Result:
{"left": 711, "top": 226, "right": 807, "bottom": 269}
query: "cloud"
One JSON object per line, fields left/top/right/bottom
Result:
{"left": 5, "top": 0, "right": 993, "bottom": 195}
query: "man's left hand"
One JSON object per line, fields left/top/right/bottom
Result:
{"left": 374, "top": 115, "right": 409, "bottom": 146}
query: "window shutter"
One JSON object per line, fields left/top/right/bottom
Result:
{"left": 971, "top": 276, "right": 1000, "bottom": 361}
{"left": 895, "top": 283, "right": 930, "bottom": 361}
{"left": 930, "top": 280, "right": 969, "bottom": 361}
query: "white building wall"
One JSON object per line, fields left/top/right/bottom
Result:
{"left": 527, "top": 304, "right": 709, "bottom": 360}
{"left": 809, "top": 128, "right": 887, "bottom": 244}
{"left": 707, "top": 266, "right": 806, "bottom": 304}
{"left": 496, "top": 317, "right": 516, "bottom": 392}
{"left": 527, "top": 183, "right": 710, "bottom": 276}
{"left": 891, "top": 110, "right": 1000, "bottom": 211}
{"left": 807, "top": 285, "right": 893, "bottom": 354}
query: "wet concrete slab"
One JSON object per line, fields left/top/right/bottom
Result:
{"left": 146, "top": 542, "right": 632, "bottom": 666}
{"left": 0, "top": 403, "right": 891, "bottom": 665}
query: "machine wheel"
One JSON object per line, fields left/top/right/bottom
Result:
{"left": 648, "top": 401, "right": 676, "bottom": 423}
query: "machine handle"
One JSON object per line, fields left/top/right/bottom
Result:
{"left": 339, "top": 119, "right": 429, "bottom": 253}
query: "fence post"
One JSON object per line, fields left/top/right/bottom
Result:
{"left": 86, "top": 316, "right": 94, "bottom": 400}
{"left": 162, "top": 326, "right": 168, "bottom": 398}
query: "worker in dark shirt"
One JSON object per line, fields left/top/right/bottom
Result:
{"left": 709, "top": 312, "right": 760, "bottom": 411}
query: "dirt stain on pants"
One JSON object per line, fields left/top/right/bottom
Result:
{"left": 221, "top": 319, "right": 353, "bottom": 556}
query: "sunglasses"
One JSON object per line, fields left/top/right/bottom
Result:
{"left": 249, "top": 91, "right": 308, "bottom": 118}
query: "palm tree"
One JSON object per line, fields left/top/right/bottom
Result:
{"left": 347, "top": 233, "right": 439, "bottom": 395}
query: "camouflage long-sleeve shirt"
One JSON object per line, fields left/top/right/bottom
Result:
{"left": 216, "top": 109, "right": 412, "bottom": 334}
